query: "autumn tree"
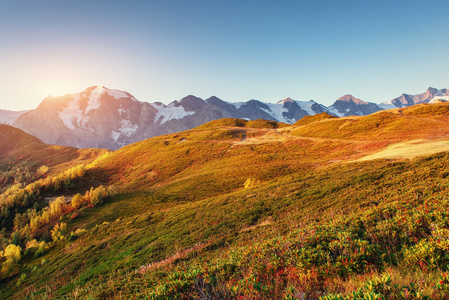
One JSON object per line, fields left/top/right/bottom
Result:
{"left": 49, "top": 196, "right": 65, "bottom": 219}
{"left": 0, "top": 244, "right": 22, "bottom": 279}
{"left": 71, "top": 193, "right": 83, "bottom": 210}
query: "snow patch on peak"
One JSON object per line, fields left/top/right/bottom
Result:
{"left": 430, "top": 96, "right": 449, "bottom": 103}
{"left": 119, "top": 119, "right": 138, "bottom": 137}
{"left": 86, "top": 87, "right": 104, "bottom": 115}
{"left": 434, "top": 89, "right": 449, "bottom": 97}
{"left": 260, "top": 103, "right": 292, "bottom": 123}
{"left": 326, "top": 106, "right": 345, "bottom": 117}
{"left": 58, "top": 86, "right": 140, "bottom": 130}
{"left": 105, "top": 88, "right": 138, "bottom": 101}
{"left": 111, "top": 131, "right": 120, "bottom": 143}
{"left": 276, "top": 99, "right": 321, "bottom": 116}
{"left": 118, "top": 107, "right": 126, "bottom": 115}
{"left": 151, "top": 102, "right": 196, "bottom": 124}
{"left": 91, "top": 86, "right": 106, "bottom": 95}
{"left": 277, "top": 97, "right": 294, "bottom": 104}
{"left": 58, "top": 93, "right": 95, "bottom": 129}
{"left": 231, "top": 102, "right": 246, "bottom": 110}
{"left": 81, "top": 86, "right": 139, "bottom": 107}
{"left": 296, "top": 100, "right": 319, "bottom": 116}
{"left": 58, "top": 95, "right": 83, "bottom": 130}
{"left": 111, "top": 119, "right": 138, "bottom": 143}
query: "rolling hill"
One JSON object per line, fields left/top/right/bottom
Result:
{"left": 2, "top": 102, "right": 449, "bottom": 299}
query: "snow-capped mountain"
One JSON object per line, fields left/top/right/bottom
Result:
{"left": 13, "top": 86, "right": 154, "bottom": 149}
{"left": 9, "top": 86, "right": 449, "bottom": 150}
{"left": 11, "top": 87, "right": 333, "bottom": 149}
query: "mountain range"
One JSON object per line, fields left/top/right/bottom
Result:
{"left": 2, "top": 86, "right": 448, "bottom": 149}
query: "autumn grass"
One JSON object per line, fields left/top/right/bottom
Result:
{"left": 3, "top": 153, "right": 449, "bottom": 299}
{"left": 290, "top": 104, "right": 449, "bottom": 142}
{"left": 3, "top": 103, "right": 449, "bottom": 298}
{"left": 357, "top": 139, "right": 449, "bottom": 161}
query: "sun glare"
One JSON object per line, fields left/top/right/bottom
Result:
{"left": 38, "top": 83, "right": 76, "bottom": 98}
{"left": 45, "top": 85, "right": 70, "bottom": 97}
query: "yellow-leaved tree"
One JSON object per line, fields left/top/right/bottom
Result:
{"left": 49, "top": 196, "right": 65, "bottom": 219}
{"left": 0, "top": 244, "right": 22, "bottom": 279}
{"left": 51, "top": 222, "right": 67, "bottom": 241}
{"left": 71, "top": 193, "right": 83, "bottom": 210}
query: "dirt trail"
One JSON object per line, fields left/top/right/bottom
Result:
{"left": 43, "top": 196, "right": 73, "bottom": 203}
{"left": 233, "top": 128, "right": 362, "bottom": 145}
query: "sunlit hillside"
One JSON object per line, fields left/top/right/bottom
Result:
{"left": 0, "top": 125, "right": 107, "bottom": 193}
{"left": 2, "top": 103, "right": 449, "bottom": 299}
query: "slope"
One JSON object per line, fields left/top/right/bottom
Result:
{"left": 290, "top": 103, "right": 449, "bottom": 141}
{"left": 0, "top": 125, "right": 107, "bottom": 191}
{"left": 2, "top": 103, "right": 449, "bottom": 299}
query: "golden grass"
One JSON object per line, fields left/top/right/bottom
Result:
{"left": 239, "top": 217, "right": 273, "bottom": 232}
{"left": 6, "top": 106, "right": 449, "bottom": 299}
{"left": 357, "top": 139, "right": 449, "bottom": 161}
{"left": 233, "top": 129, "right": 294, "bottom": 145}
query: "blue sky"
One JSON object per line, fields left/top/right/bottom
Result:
{"left": 0, "top": 0, "right": 448, "bottom": 110}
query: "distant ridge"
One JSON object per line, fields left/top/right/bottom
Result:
{"left": 0, "top": 109, "right": 29, "bottom": 125}
{"left": 1, "top": 86, "right": 446, "bottom": 149}
{"left": 327, "top": 94, "right": 382, "bottom": 117}
{"left": 380, "top": 87, "right": 449, "bottom": 109}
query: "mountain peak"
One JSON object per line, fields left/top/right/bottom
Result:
{"left": 427, "top": 87, "right": 438, "bottom": 93}
{"left": 205, "top": 96, "right": 222, "bottom": 102}
{"left": 86, "top": 85, "right": 105, "bottom": 91}
{"left": 337, "top": 94, "right": 367, "bottom": 105}
{"left": 179, "top": 95, "right": 206, "bottom": 111}
{"left": 77, "top": 86, "right": 139, "bottom": 103}
{"left": 277, "top": 97, "right": 295, "bottom": 104}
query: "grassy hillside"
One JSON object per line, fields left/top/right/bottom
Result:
{"left": 0, "top": 125, "right": 107, "bottom": 192}
{"left": 2, "top": 103, "right": 449, "bottom": 299}
{"left": 289, "top": 103, "right": 449, "bottom": 142}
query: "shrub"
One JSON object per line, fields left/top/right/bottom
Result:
{"left": 88, "top": 185, "right": 107, "bottom": 207}
{"left": 16, "top": 273, "right": 26, "bottom": 286}
{"left": 49, "top": 196, "right": 66, "bottom": 218}
{"left": 3, "top": 244, "right": 21, "bottom": 263}
{"left": 51, "top": 222, "right": 67, "bottom": 241}
{"left": 34, "top": 243, "right": 45, "bottom": 258}
{"left": 68, "top": 232, "right": 78, "bottom": 241}
{"left": 244, "top": 178, "right": 260, "bottom": 188}
{"left": 10, "top": 231, "right": 21, "bottom": 246}
{"left": 37, "top": 165, "right": 49, "bottom": 176}
{"left": 25, "top": 239, "right": 39, "bottom": 249}
{"left": 70, "top": 212, "right": 80, "bottom": 220}
{"left": 0, "top": 244, "right": 22, "bottom": 279}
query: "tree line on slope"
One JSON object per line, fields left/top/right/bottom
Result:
{"left": 0, "top": 163, "right": 115, "bottom": 281}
